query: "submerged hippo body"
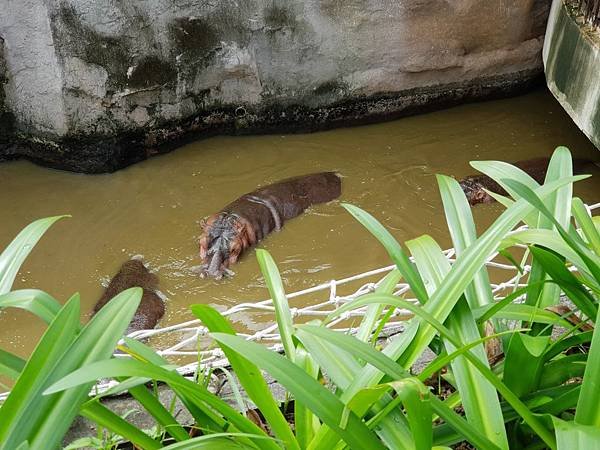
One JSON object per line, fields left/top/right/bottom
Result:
{"left": 199, "top": 172, "right": 342, "bottom": 279}
{"left": 459, "top": 157, "right": 596, "bottom": 206}
{"left": 92, "top": 257, "right": 165, "bottom": 334}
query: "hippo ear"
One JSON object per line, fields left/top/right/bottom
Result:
{"left": 475, "top": 190, "right": 490, "bottom": 203}
{"left": 201, "top": 215, "right": 218, "bottom": 230}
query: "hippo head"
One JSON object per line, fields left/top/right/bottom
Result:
{"left": 459, "top": 178, "right": 495, "bottom": 206}
{"left": 199, "top": 213, "right": 253, "bottom": 279}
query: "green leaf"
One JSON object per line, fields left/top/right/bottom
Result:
{"left": 295, "top": 325, "right": 503, "bottom": 450}
{"left": 545, "top": 331, "right": 593, "bottom": 361}
{"left": 419, "top": 329, "right": 526, "bottom": 382}
{"left": 29, "top": 288, "right": 143, "bottom": 449}
{"left": 502, "top": 178, "right": 600, "bottom": 283}
{"left": 437, "top": 174, "right": 494, "bottom": 308}
{"left": 328, "top": 293, "right": 556, "bottom": 449}
{"left": 474, "top": 304, "right": 577, "bottom": 329}
{"left": 341, "top": 203, "right": 428, "bottom": 304}
{"left": 575, "top": 303, "right": 600, "bottom": 426}
{"left": 356, "top": 270, "right": 401, "bottom": 343}
{"left": 528, "top": 246, "right": 597, "bottom": 321}
{"left": 389, "top": 378, "right": 433, "bottom": 450}
{"left": 119, "top": 380, "right": 189, "bottom": 442}
{"left": 256, "top": 249, "right": 296, "bottom": 362}
{"left": 0, "top": 348, "right": 26, "bottom": 379}
{"left": 539, "top": 354, "right": 586, "bottom": 389}
{"left": 406, "top": 235, "right": 508, "bottom": 449}
{"left": 572, "top": 197, "right": 600, "bottom": 254}
{"left": 80, "top": 401, "right": 161, "bottom": 450}
{"left": 294, "top": 326, "right": 362, "bottom": 390}
{"left": 0, "top": 290, "right": 62, "bottom": 324}
{"left": 0, "top": 216, "right": 68, "bottom": 294}
{"left": 122, "top": 336, "right": 170, "bottom": 366}
{"left": 501, "top": 229, "right": 593, "bottom": 281}
{"left": 527, "top": 149, "right": 574, "bottom": 325}
{"left": 296, "top": 326, "right": 414, "bottom": 450}
{"left": 191, "top": 304, "right": 299, "bottom": 450}
{"left": 553, "top": 416, "right": 600, "bottom": 450}
{"left": 503, "top": 333, "right": 549, "bottom": 396}
{"left": 162, "top": 433, "right": 267, "bottom": 449}
{"left": 45, "top": 358, "right": 278, "bottom": 450}
{"left": 211, "top": 333, "right": 386, "bottom": 450}
{"left": 294, "top": 343, "right": 320, "bottom": 448}
{"left": 0, "top": 294, "right": 81, "bottom": 448}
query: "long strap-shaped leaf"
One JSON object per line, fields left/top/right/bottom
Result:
{"left": 575, "top": 296, "right": 600, "bottom": 426}
{"left": 0, "top": 216, "right": 68, "bottom": 294}
{"left": 210, "top": 334, "right": 386, "bottom": 450}
{"left": 28, "top": 288, "right": 143, "bottom": 449}
{"left": 436, "top": 175, "right": 494, "bottom": 309}
{"left": 45, "top": 358, "right": 281, "bottom": 450}
{"left": 81, "top": 401, "right": 161, "bottom": 450}
{"left": 0, "top": 290, "right": 62, "bottom": 324}
{"left": 310, "top": 175, "right": 581, "bottom": 450}
{"left": 296, "top": 325, "right": 502, "bottom": 450}
{"left": 256, "top": 250, "right": 296, "bottom": 363}
{"left": 331, "top": 293, "right": 557, "bottom": 448}
{"left": 407, "top": 235, "right": 508, "bottom": 449}
{"left": 0, "top": 294, "right": 81, "bottom": 447}
{"left": 341, "top": 203, "right": 428, "bottom": 304}
{"left": 0, "top": 348, "right": 25, "bottom": 380}
{"left": 192, "top": 304, "right": 300, "bottom": 450}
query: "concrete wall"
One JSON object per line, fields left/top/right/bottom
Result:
{"left": 543, "top": 0, "right": 600, "bottom": 151}
{"left": 0, "top": 0, "right": 550, "bottom": 172}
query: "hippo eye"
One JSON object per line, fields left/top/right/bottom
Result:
{"left": 230, "top": 242, "right": 241, "bottom": 255}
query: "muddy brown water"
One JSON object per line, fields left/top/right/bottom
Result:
{"left": 1, "top": 88, "right": 599, "bottom": 366}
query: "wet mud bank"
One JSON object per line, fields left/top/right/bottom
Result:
{"left": 0, "top": 70, "right": 543, "bottom": 173}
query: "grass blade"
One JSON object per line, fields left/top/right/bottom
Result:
{"left": 437, "top": 174, "right": 494, "bottom": 308}
{"left": 503, "top": 333, "right": 549, "bottom": 396}
{"left": 356, "top": 270, "right": 401, "bottom": 343}
{"left": 162, "top": 433, "right": 266, "bottom": 449}
{"left": 330, "top": 293, "right": 557, "bottom": 448}
{"left": 389, "top": 379, "right": 432, "bottom": 450}
{"left": 295, "top": 343, "right": 320, "bottom": 448}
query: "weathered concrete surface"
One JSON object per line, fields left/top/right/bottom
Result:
{"left": 1, "top": 0, "right": 550, "bottom": 173}
{"left": 543, "top": 0, "right": 600, "bottom": 151}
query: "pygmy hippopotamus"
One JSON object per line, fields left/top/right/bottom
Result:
{"left": 199, "top": 171, "right": 342, "bottom": 279}
{"left": 92, "top": 256, "right": 165, "bottom": 334}
{"left": 459, "top": 157, "right": 597, "bottom": 206}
